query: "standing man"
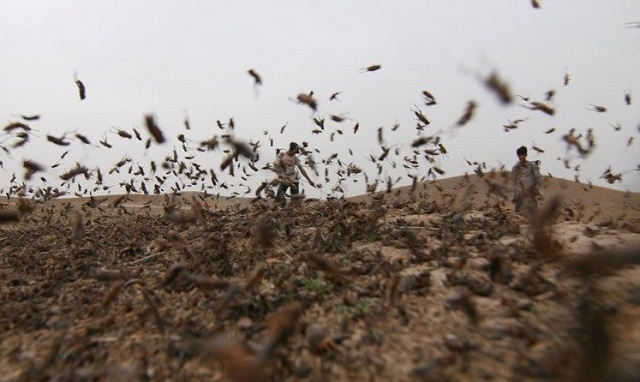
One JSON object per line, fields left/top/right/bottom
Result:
{"left": 511, "top": 146, "right": 543, "bottom": 217}
{"left": 273, "top": 142, "right": 316, "bottom": 205}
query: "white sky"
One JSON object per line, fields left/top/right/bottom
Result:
{"left": 1, "top": 0, "right": 639, "bottom": 199}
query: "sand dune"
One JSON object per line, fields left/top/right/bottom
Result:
{"left": 5, "top": 174, "right": 638, "bottom": 226}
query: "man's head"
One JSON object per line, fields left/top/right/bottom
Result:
{"left": 516, "top": 146, "right": 527, "bottom": 162}
{"left": 288, "top": 142, "right": 301, "bottom": 154}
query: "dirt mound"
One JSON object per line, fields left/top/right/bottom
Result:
{"left": 1, "top": 177, "right": 640, "bottom": 381}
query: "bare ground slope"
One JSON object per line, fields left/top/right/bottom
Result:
{"left": 1, "top": 175, "right": 640, "bottom": 381}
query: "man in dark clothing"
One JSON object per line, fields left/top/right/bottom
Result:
{"left": 511, "top": 146, "right": 543, "bottom": 217}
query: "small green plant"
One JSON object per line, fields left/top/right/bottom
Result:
{"left": 301, "top": 277, "right": 327, "bottom": 292}
{"left": 300, "top": 277, "right": 334, "bottom": 299}
{"left": 277, "top": 263, "right": 288, "bottom": 272}
{"left": 367, "top": 233, "right": 380, "bottom": 242}
{"left": 339, "top": 298, "right": 373, "bottom": 318}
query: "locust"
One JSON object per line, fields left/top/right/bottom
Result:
{"left": 360, "top": 64, "right": 381, "bottom": 73}
{"left": 74, "top": 71, "right": 86, "bottom": 100}
{"left": 145, "top": 114, "right": 165, "bottom": 143}
{"left": 296, "top": 93, "right": 317, "bottom": 111}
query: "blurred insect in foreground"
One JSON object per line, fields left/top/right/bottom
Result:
{"left": 422, "top": 90, "right": 437, "bottom": 106}
{"left": 22, "top": 159, "right": 43, "bottom": 181}
{"left": 295, "top": 93, "right": 317, "bottom": 111}
{"left": 525, "top": 101, "right": 555, "bottom": 116}
{"left": 247, "top": 69, "right": 262, "bottom": 86}
{"left": 73, "top": 71, "right": 86, "bottom": 100}
{"left": 601, "top": 167, "right": 622, "bottom": 184}
{"left": 144, "top": 114, "right": 166, "bottom": 144}
{"left": 482, "top": 71, "right": 513, "bottom": 104}
{"left": 545, "top": 89, "right": 555, "bottom": 101}
{"left": 47, "top": 134, "right": 70, "bottom": 146}
{"left": 247, "top": 69, "right": 262, "bottom": 97}
{"left": 412, "top": 106, "right": 430, "bottom": 126}
{"left": 360, "top": 64, "right": 381, "bottom": 73}
{"left": 456, "top": 100, "right": 477, "bottom": 126}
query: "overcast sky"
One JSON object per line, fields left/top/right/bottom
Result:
{"left": 1, "top": 0, "right": 639, "bottom": 199}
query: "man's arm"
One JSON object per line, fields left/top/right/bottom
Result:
{"left": 531, "top": 161, "right": 543, "bottom": 184}
{"left": 296, "top": 163, "right": 316, "bottom": 187}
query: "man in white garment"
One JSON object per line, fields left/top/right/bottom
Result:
{"left": 273, "top": 142, "right": 316, "bottom": 205}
